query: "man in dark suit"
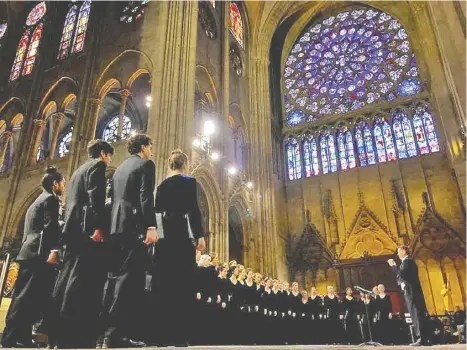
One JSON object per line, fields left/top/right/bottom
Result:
{"left": 2, "top": 167, "right": 64, "bottom": 348}
{"left": 51, "top": 140, "right": 114, "bottom": 348}
{"left": 99, "top": 133, "right": 158, "bottom": 348}
{"left": 388, "top": 245, "right": 430, "bottom": 346}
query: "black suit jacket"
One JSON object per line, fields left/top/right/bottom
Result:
{"left": 62, "top": 159, "right": 107, "bottom": 247}
{"left": 111, "top": 155, "right": 156, "bottom": 235}
{"left": 16, "top": 191, "right": 60, "bottom": 261}
{"left": 155, "top": 174, "right": 205, "bottom": 241}
{"left": 391, "top": 257, "right": 425, "bottom": 305}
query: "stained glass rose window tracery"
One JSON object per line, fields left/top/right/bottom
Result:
{"left": 103, "top": 115, "right": 132, "bottom": 143}
{"left": 230, "top": 2, "right": 244, "bottom": 48}
{"left": 120, "top": 0, "right": 149, "bottom": 24}
{"left": 0, "top": 23, "right": 7, "bottom": 46}
{"left": 283, "top": 7, "right": 423, "bottom": 127}
{"left": 58, "top": 127, "right": 73, "bottom": 158}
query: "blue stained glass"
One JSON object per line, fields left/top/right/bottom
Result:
{"left": 413, "top": 104, "right": 440, "bottom": 154}
{"left": 303, "top": 135, "right": 319, "bottom": 176}
{"left": 374, "top": 117, "right": 396, "bottom": 163}
{"left": 284, "top": 7, "right": 418, "bottom": 122}
{"left": 355, "top": 127, "right": 367, "bottom": 166}
{"left": 320, "top": 131, "right": 338, "bottom": 174}
{"left": 392, "top": 110, "right": 417, "bottom": 159}
{"left": 338, "top": 132, "right": 348, "bottom": 170}
{"left": 286, "top": 138, "right": 302, "bottom": 180}
{"left": 287, "top": 110, "right": 306, "bottom": 126}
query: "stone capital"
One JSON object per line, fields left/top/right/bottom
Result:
{"left": 89, "top": 98, "right": 102, "bottom": 106}
{"left": 53, "top": 112, "right": 65, "bottom": 122}
{"left": 33, "top": 119, "right": 46, "bottom": 128}
{"left": 1, "top": 131, "right": 13, "bottom": 140}
{"left": 119, "top": 89, "right": 131, "bottom": 99}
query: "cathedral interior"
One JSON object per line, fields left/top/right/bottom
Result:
{"left": 0, "top": 0, "right": 465, "bottom": 317}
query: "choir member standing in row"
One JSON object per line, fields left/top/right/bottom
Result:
{"left": 1, "top": 167, "right": 64, "bottom": 348}
{"left": 99, "top": 134, "right": 158, "bottom": 348}
{"left": 153, "top": 149, "right": 206, "bottom": 347}
{"left": 377, "top": 284, "right": 393, "bottom": 344}
{"left": 324, "top": 286, "right": 342, "bottom": 344}
{"left": 342, "top": 287, "right": 361, "bottom": 344}
{"left": 52, "top": 140, "right": 114, "bottom": 348}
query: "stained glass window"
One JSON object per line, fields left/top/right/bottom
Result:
{"left": 10, "top": 30, "right": 30, "bottom": 81}
{"left": 302, "top": 134, "right": 319, "bottom": 176}
{"left": 36, "top": 145, "right": 44, "bottom": 163}
{"left": 320, "top": 131, "right": 338, "bottom": 174}
{"left": 0, "top": 140, "right": 12, "bottom": 173}
{"left": 22, "top": 23, "right": 43, "bottom": 76}
{"left": 120, "top": 0, "right": 149, "bottom": 23}
{"left": 72, "top": 0, "right": 91, "bottom": 54}
{"left": 337, "top": 127, "right": 356, "bottom": 170}
{"left": 413, "top": 104, "right": 440, "bottom": 154}
{"left": 58, "top": 127, "right": 73, "bottom": 158}
{"left": 9, "top": 2, "right": 47, "bottom": 81}
{"left": 0, "top": 23, "right": 7, "bottom": 46}
{"left": 374, "top": 116, "right": 396, "bottom": 163}
{"left": 283, "top": 8, "right": 423, "bottom": 126}
{"left": 286, "top": 138, "right": 302, "bottom": 180}
{"left": 58, "top": 6, "right": 78, "bottom": 60}
{"left": 103, "top": 115, "right": 132, "bottom": 143}
{"left": 229, "top": 2, "right": 244, "bottom": 48}
{"left": 392, "top": 109, "right": 417, "bottom": 159}
{"left": 355, "top": 121, "right": 376, "bottom": 167}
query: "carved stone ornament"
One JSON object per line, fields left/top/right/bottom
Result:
{"left": 230, "top": 46, "right": 243, "bottom": 76}
{"left": 198, "top": 2, "right": 217, "bottom": 40}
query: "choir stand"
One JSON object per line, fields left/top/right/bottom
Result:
{"left": 355, "top": 286, "right": 382, "bottom": 347}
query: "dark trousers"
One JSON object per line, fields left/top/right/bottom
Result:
{"left": 101, "top": 235, "right": 148, "bottom": 343}
{"left": 1, "top": 259, "right": 55, "bottom": 347}
{"left": 51, "top": 242, "right": 108, "bottom": 348}
{"left": 404, "top": 290, "right": 428, "bottom": 342}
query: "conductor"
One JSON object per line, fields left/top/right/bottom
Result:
{"left": 388, "top": 246, "right": 429, "bottom": 346}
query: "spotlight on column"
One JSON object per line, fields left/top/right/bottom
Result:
{"left": 146, "top": 95, "right": 152, "bottom": 102}
{"left": 192, "top": 138, "right": 201, "bottom": 148}
{"left": 246, "top": 181, "right": 254, "bottom": 189}
{"left": 228, "top": 166, "right": 238, "bottom": 175}
{"left": 211, "top": 152, "right": 220, "bottom": 161}
{"left": 203, "top": 120, "right": 215, "bottom": 136}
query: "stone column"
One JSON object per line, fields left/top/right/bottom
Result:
{"left": 87, "top": 98, "right": 102, "bottom": 142}
{"left": 49, "top": 113, "right": 64, "bottom": 160}
{"left": 148, "top": 1, "right": 198, "bottom": 185}
{"left": 249, "top": 55, "right": 278, "bottom": 275}
{"left": 29, "top": 119, "right": 46, "bottom": 164}
{"left": 117, "top": 89, "right": 131, "bottom": 139}
{"left": 0, "top": 131, "right": 13, "bottom": 169}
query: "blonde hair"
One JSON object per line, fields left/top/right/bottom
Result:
{"left": 168, "top": 149, "right": 188, "bottom": 171}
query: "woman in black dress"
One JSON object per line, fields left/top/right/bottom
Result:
{"left": 341, "top": 287, "right": 361, "bottom": 344}
{"left": 153, "top": 149, "right": 206, "bottom": 346}
{"left": 377, "top": 284, "right": 393, "bottom": 344}
{"left": 323, "top": 286, "right": 342, "bottom": 344}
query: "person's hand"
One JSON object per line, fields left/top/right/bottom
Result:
{"left": 387, "top": 259, "right": 396, "bottom": 266}
{"left": 207, "top": 297, "right": 212, "bottom": 304}
{"left": 196, "top": 237, "right": 206, "bottom": 252}
{"left": 90, "top": 229, "right": 103, "bottom": 242}
{"left": 47, "top": 251, "right": 58, "bottom": 264}
{"left": 144, "top": 227, "right": 158, "bottom": 245}
{"left": 196, "top": 292, "right": 201, "bottom": 300}
{"left": 340, "top": 314, "right": 344, "bottom": 320}
{"left": 389, "top": 312, "right": 393, "bottom": 320}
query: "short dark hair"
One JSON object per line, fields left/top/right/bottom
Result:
{"left": 41, "top": 166, "right": 64, "bottom": 193}
{"left": 87, "top": 139, "right": 114, "bottom": 158}
{"left": 398, "top": 245, "right": 411, "bottom": 255}
{"left": 127, "top": 133, "right": 152, "bottom": 155}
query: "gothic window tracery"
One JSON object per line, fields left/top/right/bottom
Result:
{"left": 230, "top": 45, "right": 243, "bottom": 76}
{"left": 58, "top": 127, "right": 73, "bottom": 158}
{"left": 302, "top": 134, "right": 319, "bottom": 177}
{"left": 229, "top": 2, "right": 244, "bottom": 48}
{"left": 120, "top": 0, "right": 149, "bottom": 24}
{"left": 103, "top": 115, "right": 132, "bottom": 143}
{"left": 286, "top": 137, "right": 302, "bottom": 180}
{"left": 374, "top": 116, "right": 396, "bottom": 163}
{"left": 72, "top": 0, "right": 91, "bottom": 54}
{"left": 320, "top": 130, "right": 338, "bottom": 174}
{"left": 355, "top": 121, "right": 376, "bottom": 167}
{"left": 0, "top": 23, "right": 7, "bottom": 47}
{"left": 412, "top": 103, "right": 440, "bottom": 154}
{"left": 198, "top": 1, "right": 217, "bottom": 39}
{"left": 337, "top": 126, "right": 356, "bottom": 170}
{"left": 392, "top": 109, "right": 417, "bottom": 159}
{"left": 58, "top": 5, "right": 78, "bottom": 59}
{"left": 10, "top": 2, "right": 46, "bottom": 81}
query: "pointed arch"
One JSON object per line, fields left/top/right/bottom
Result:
{"left": 286, "top": 137, "right": 302, "bottom": 180}
{"left": 392, "top": 108, "right": 417, "bottom": 159}
{"left": 230, "top": 2, "right": 244, "bottom": 48}
{"left": 337, "top": 126, "right": 356, "bottom": 170}
{"left": 10, "top": 30, "right": 30, "bottom": 81}
{"left": 412, "top": 103, "right": 440, "bottom": 154}
{"left": 319, "top": 130, "right": 337, "bottom": 174}
{"left": 302, "top": 133, "right": 319, "bottom": 177}
{"left": 374, "top": 116, "right": 396, "bottom": 163}
{"left": 355, "top": 121, "right": 376, "bottom": 167}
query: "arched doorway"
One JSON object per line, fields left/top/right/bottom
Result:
{"left": 228, "top": 206, "right": 243, "bottom": 264}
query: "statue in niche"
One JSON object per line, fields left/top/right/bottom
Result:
{"left": 323, "top": 190, "right": 339, "bottom": 246}
{"left": 441, "top": 283, "right": 453, "bottom": 312}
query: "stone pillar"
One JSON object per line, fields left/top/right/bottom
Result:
{"left": 249, "top": 55, "right": 278, "bottom": 275}
{"left": 49, "top": 113, "right": 64, "bottom": 160}
{"left": 0, "top": 131, "right": 13, "bottom": 169}
{"left": 117, "top": 89, "right": 131, "bottom": 138}
{"left": 87, "top": 98, "right": 102, "bottom": 142}
{"left": 148, "top": 1, "right": 198, "bottom": 185}
{"left": 29, "top": 119, "right": 46, "bottom": 164}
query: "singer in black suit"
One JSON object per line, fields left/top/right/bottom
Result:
{"left": 152, "top": 149, "right": 206, "bottom": 346}
{"left": 388, "top": 246, "right": 429, "bottom": 346}
{"left": 1, "top": 167, "right": 64, "bottom": 348}
{"left": 51, "top": 140, "right": 114, "bottom": 349}
{"left": 99, "top": 133, "right": 158, "bottom": 348}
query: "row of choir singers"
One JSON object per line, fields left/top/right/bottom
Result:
{"left": 191, "top": 256, "right": 395, "bottom": 345}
